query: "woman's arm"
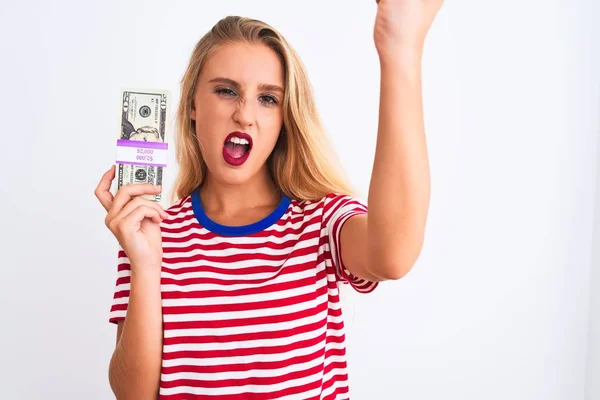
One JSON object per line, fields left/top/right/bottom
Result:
{"left": 109, "top": 269, "right": 163, "bottom": 400}
{"left": 341, "top": 55, "right": 429, "bottom": 281}
{"left": 340, "top": 0, "right": 444, "bottom": 280}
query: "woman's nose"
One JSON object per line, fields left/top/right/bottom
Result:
{"left": 233, "top": 99, "right": 256, "bottom": 127}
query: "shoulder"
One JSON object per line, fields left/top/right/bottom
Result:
{"left": 321, "top": 193, "right": 368, "bottom": 218}
{"left": 292, "top": 193, "right": 368, "bottom": 227}
{"left": 291, "top": 193, "right": 365, "bottom": 211}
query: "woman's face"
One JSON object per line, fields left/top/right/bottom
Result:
{"left": 191, "top": 42, "right": 285, "bottom": 186}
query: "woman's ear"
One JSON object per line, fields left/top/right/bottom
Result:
{"left": 191, "top": 102, "right": 196, "bottom": 120}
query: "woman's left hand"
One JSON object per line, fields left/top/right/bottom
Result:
{"left": 374, "top": 0, "right": 445, "bottom": 62}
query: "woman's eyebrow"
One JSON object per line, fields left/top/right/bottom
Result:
{"left": 209, "top": 77, "right": 283, "bottom": 94}
{"left": 258, "top": 83, "right": 284, "bottom": 94}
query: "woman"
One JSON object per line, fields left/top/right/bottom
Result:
{"left": 95, "top": 1, "right": 443, "bottom": 398}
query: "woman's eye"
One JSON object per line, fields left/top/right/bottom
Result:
{"left": 215, "top": 87, "right": 277, "bottom": 105}
{"left": 260, "top": 95, "right": 278, "bottom": 105}
{"left": 215, "top": 87, "right": 236, "bottom": 96}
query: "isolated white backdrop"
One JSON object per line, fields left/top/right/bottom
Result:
{"left": 0, "top": 0, "right": 598, "bottom": 399}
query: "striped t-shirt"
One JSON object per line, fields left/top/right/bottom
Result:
{"left": 109, "top": 190, "right": 379, "bottom": 399}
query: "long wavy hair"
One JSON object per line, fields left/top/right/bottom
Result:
{"left": 171, "top": 16, "right": 356, "bottom": 203}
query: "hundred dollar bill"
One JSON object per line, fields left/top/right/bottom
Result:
{"left": 116, "top": 89, "right": 170, "bottom": 204}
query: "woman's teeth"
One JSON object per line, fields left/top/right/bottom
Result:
{"left": 229, "top": 137, "right": 249, "bottom": 145}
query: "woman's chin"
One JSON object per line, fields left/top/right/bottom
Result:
{"left": 204, "top": 152, "right": 271, "bottom": 186}
{"left": 212, "top": 162, "right": 257, "bottom": 186}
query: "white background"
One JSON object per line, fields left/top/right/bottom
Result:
{"left": 0, "top": 0, "right": 599, "bottom": 399}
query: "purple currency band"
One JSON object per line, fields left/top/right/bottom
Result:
{"left": 117, "top": 139, "right": 168, "bottom": 150}
{"left": 116, "top": 139, "right": 168, "bottom": 168}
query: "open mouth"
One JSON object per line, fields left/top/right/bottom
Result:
{"left": 223, "top": 131, "right": 253, "bottom": 166}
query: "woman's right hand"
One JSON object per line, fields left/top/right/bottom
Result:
{"left": 94, "top": 165, "right": 169, "bottom": 272}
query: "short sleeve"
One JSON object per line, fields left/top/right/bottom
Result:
{"left": 108, "top": 246, "right": 131, "bottom": 324}
{"left": 323, "top": 194, "right": 379, "bottom": 294}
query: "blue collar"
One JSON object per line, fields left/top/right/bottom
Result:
{"left": 191, "top": 188, "right": 291, "bottom": 236}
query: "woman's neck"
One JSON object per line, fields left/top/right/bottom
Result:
{"left": 199, "top": 168, "right": 281, "bottom": 224}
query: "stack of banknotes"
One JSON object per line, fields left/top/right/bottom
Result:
{"left": 115, "top": 89, "right": 170, "bottom": 204}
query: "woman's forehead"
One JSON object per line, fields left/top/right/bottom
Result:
{"left": 202, "top": 42, "right": 284, "bottom": 89}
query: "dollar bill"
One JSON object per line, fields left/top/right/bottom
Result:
{"left": 117, "top": 89, "right": 170, "bottom": 204}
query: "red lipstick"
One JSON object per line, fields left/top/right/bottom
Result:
{"left": 222, "top": 131, "right": 253, "bottom": 166}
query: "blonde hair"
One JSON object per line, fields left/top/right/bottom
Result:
{"left": 171, "top": 16, "right": 356, "bottom": 204}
